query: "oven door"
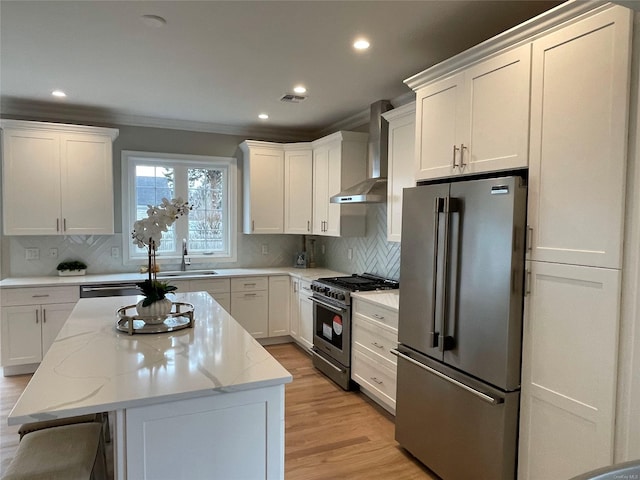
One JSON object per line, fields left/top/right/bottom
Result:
{"left": 312, "top": 296, "right": 351, "bottom": 367}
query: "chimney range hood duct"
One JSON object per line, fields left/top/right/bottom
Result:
{"left": 330, "top": 100, "right": 393, "bottom": 204}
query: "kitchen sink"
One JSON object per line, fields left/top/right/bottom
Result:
{"left": 158, "top": 270, "right": 218, "bottom": 278}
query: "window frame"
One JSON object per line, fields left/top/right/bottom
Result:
{"left": 121, "top": 150, "right": 237, "bottom": 265}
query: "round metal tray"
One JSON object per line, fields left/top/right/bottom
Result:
{"left": 116, "top": 302, "right": 195, "bottom": 335}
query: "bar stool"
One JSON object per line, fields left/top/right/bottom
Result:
{"left": 17, "top": 412, "right": 110, "bottom": 443}
{"left": 2, "top": 422, "right": 106, "bottom": 480}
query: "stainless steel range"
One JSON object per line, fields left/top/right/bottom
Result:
{"left": 311, "top": 273, "right": 399, "bottom": 390}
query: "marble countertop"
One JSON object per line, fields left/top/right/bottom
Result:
{"left": 8, "top": 291, "right": 292, "bottom": 426}
{"left": 351, "top": 290, "right": 400, "bottom": 311}
{"left": 0, "top": 267, "right": 346, "bottom": 288}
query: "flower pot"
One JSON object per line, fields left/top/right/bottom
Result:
{"left": 136, "top": 298, "right": 172, "bottom": 324}
{"left": 58, "top": 269, "right": 86, "bottom": 277}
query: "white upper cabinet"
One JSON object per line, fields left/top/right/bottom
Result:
{"left": 526, "top": 6, "right": 632, "bottom": 269}
{"left": 283, "top": 144, "right": 313, "bottom": 234}
{"left": 240, "top": 141, "right": 285, "bottom": 234}
{"left": 1, "top": 120, "right": 118, "bottom": 236}
{"left": 382, "top": 103, "right": 415, "bottom": 243}
{"left": 311, "top": 131, "right": 368, "bottom": 237}
{"left": 413, "top": 44, "right": 531, "bottom": 181}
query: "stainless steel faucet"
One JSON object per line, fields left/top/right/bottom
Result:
{"left": 180, "top": 238, "right": 190, "bottom": 271}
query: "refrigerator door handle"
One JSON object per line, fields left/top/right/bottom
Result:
{"left": 439, "top": 196, "right": 457, "bottom": 352}
{"left": 393, "top": 349, "right": 504, "bottom": 405}
{"left": 429, "top": 196, "right": 444, "bottom": 348}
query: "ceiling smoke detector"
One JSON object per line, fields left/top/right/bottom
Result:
{"left": 280, "top": 93, "right": 307, "bottom": 103}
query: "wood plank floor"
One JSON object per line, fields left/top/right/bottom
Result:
{"left": 0, "top": 342, "right": 437, "bottom": 479}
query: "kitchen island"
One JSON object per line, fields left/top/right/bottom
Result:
{"left": 7, "top": 291, "right": 292, "bottom": 479}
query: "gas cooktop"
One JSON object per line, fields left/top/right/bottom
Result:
{"left": 315, "top": 273, "right": 399, "bottom": 292}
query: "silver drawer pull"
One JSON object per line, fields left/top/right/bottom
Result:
{"left": 372, "top": 313, "right": 385, "bottom": 320}
{"left": 243, "top": 283, "right": 256, "bottom": 287}
{"left": 370, "top": 377, "right": 383, "bottom": 385}
{"left": 244, "top": 293, "right": 257, "bottom": 297}
{"left": 31, "top": 294, "right": 50, "bottom": 298}
{"left": 371, "top": 342, "right": 384, "bottom": 349}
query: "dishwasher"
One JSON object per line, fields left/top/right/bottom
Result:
{"left": 79, "top": 282, "right": 141, "bottom": 298}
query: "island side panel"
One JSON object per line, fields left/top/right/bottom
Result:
{"left": 125, "top": 384, "right": 285, "bottom": 480}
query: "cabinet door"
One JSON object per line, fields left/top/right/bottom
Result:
{"left": 244, "top": 147, "right": 284, "bottom": 234}
{"left": 2, "top": 128, "right": 61, "bottom": 235}
{"left": 60, "top": 133, "right": 114, "bottom": 235}
{"left": 414, "top": 72, "right": 464, "bottom": 181}
{"left": 312, "top": 147, "right": 329, "bottom": 234}
{"left": 41, "top": 303, "right": 75, "bottom": 356}
{"left": 284, "top": 149, "right": 313, "bottom": 234}
{"left": 518, "top": 261, "right": 620, "bottom": 480}
{"left": 289, "top": 279, "right": 300, "bottom": 341}
{"left": 231, "top": 291, "right": 268, "bottom": 338}
{"left": 212, "top": 293, "right": 231, "bottom": 313}
{"left": 1, "top": 306, "right": 41, "bottom": 366}
{"left": 385, "top": 105, "right": 416, "bottom": 242}
{"left": 297, "top": 282, "right": 314, "bottom": 351}
{"left": 268, "top": 276, "right": 290, "bottom": 337}
{"left": 325, "top": 141, "right": 343, "bottom": 237}
{"left": 464, "top": 44, "right": 531, "bottom": 174}
{"left": 527, "top": 7, "right": 632, "bottom": 269}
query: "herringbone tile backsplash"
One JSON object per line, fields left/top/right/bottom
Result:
{"left": 320, "top": 204, "right": 401, "bottom": 280}
{"left": 4, "top": 205, "right": 400, "bottom": 279}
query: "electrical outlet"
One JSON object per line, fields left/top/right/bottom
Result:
{"left": 261, "top": 244, "right": 269, "bottom": 255}
{"left": 111, "top": 247, "right": 120, "bottom": 258}
{"left": 49, "top": 248, "right": 58, "bottom": 259}
{"left": 25, "top": 248, "right": 40, "bottom": 260}
{"left": 347, "top": 248, "right": 353, "bottom": 260}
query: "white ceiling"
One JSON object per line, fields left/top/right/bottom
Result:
{"left": 0, "top": 0, "right": 563, "bottom": 140}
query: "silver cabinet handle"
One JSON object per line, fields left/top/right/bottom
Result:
{"left": 56, "top": 218, "right": 60, "bottom": 232}
{"left": 244, "top": 293, "right": 257, "bottom": 297}
{"left": 35, "top": 309, "right": 39, "bottom": 324}
{"left": 393, "top": 349, "right": 503, "bottom": 405}
{"left": 307, "top": 220, "right": 310, "bottom": 232}
{"left": 243, "top": 283, "right": 256, "bottom": 287}
{"left": 293, "top": 281, "right": 298, "bottom": 293}
{"left": 460, "top": 144, "right": 467, "bottom": 168}
{"left": 371, "top": 341, "right": 384, "bottom": 349}
{"left": 63, "top": 218, "right": 67, "bottom": 231}
{"left": 452, "top": 144, "right": 460, "bottom": 168}
{"left": 526, "top": 226, "right": 533, "bottom": 252}
{"left": 370, "top": 377, "right": 383, "bottom": 385}
{"left": 252, "top": 220, "right": 255, "bottom": 232}
{"left": 31, "top": 294, "right": 50, "bottom": 298}
{"left": 525, "top": 269, "right": 532, "bottom": 296}
{"left": 372, "top": 313, "right": 385, "bottom": 320}
{"left": 43, "top": 309, "right": 46, "bottom": 323}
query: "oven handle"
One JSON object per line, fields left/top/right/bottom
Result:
{"left": 310, "top": 296, "right": 348, "bottom": 315}
{"left": 311, "top": 349, "right": 344, "bottom": 373}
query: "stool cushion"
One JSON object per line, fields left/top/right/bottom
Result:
{"left": 18, "top": 414, "right": 99, "bottom": 438}
{"left": 3, "top": 423, "right": 102, "bottom": 480}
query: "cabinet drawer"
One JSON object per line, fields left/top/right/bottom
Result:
{"left": 231, "top": 277, "right": 268, "bottom": 292}
{"left": 353, "top": 299, "right": 398, "bottom": 329}
{"left": 353, "top": 314, "right": 398, "bottom": 368}
{"left": 191, "top": 278, "right": 231, "bottom": 294}
{"left": 2, "top": 286, "right": 79, "bottom": 306}
{"left": 352, "top": 347, "right": 397, "bottom": 410}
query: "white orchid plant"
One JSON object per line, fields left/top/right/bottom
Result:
{"left": 132, "top": 197, "right": 192, "bottom": 306}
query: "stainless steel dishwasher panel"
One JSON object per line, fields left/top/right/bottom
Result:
{"left": 80, "top": 283, "right": 141, "bottom": 298}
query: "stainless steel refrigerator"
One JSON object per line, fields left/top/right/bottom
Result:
{"left": 395, "top": 174, "right": 527, "bottom": 480}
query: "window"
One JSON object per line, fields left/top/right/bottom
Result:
{"left": 122, "top": 151, "right": 237, "bottom": 263}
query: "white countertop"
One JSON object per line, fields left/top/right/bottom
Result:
{"left": 0, "top": 267, "right": 345, "bottom": 288}
{"left": 351, "top": 289, "right": 400, "bottom": 311}
{"left": 8, "top": 291, "right": 292, "bottom": 426}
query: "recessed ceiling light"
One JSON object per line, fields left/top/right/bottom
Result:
{"left": 258, "top": 113, "right": 269, "bottom": 120}
{"left": 140, "top": 14, "right": 167, "bottom": 28}
{"left": 353, "top": 38, "right": 370, "bottom": 50}
{"left": 51, "top": 90, "right": 66, "bottom": 98}
{"left": 293, "top": 85, "right": 307, "bottom": 94}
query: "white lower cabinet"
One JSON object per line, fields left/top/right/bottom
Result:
{"left": 231, "top": 277, "right": 269, "bottom": 338}
{"left": 518, "top": 261, "right": 621, "bottom": 479}
{"left": 268, "top": 276, "right": 290, "bottom": 337}
{"left": 297, "top": 280, "right": 314, "bottom": 351}
{"left": 1, "top": 286, "right": 79, "bottom": 372}
{"left": 190, "top": 278, "right": 231, "bottom": 313}
{"left": 289, "top": 278, "right": 301, "bottom": 341}
{"left": 351, "top": 297, "right": 399, "bottom": 414}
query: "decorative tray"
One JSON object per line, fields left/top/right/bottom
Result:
{"left": 116, "top": 302, "right": 195, "bottom": 335}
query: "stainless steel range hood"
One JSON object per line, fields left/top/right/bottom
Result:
{"left": 330, "top": 100, "right": 393, "bottom": 204}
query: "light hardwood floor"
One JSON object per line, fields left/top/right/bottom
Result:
{"left": 0, "top": 343, "right": 437, "bottom": 479}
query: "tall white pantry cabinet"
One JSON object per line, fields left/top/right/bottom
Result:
{"left": 405, "top": 3, "right": 636, "bottom": 478}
